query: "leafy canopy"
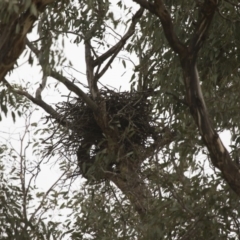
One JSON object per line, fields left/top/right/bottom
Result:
{"left": 0, "top": 0, "right": 240, "bottom": 239}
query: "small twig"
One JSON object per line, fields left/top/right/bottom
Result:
{"left": 29, "top": 170, "right": 67, "bottom": 222}
{"left": 104, "top": 24, "right": 122, "bottom": 39}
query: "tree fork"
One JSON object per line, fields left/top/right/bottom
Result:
{"left": 132, "top": 0, "right": 240, "bottom": 196}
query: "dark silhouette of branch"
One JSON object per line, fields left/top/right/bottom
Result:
{"left": 2, "top": 78, "right": 67, "bottom": 126}
{"left": 50, "top": 71, "right": 99, "bottom": 113}
{"left": 84, "top": 7, "right": 144, "bottom": 99}
{"left": 133, "top": 0, "right": 186, "bottom": 55}
{"left": 0, "top": 0, "right": 56, "bottom": 82}
{"left": 93, "top": 8, "right": 144, "bottom": 69}
{"left": 26, "top": 39, "right": 99, "bottom": 113}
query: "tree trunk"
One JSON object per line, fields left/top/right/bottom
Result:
{"left": 181, "top": 59, "right": 240, "bottom": 195}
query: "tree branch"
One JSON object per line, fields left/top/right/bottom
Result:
{"left": 50, "top": 71, "right": 99, "bottom": 113}
{"left": 2, "top": 78, "right": 67, "bottom": 126}
{"left": 133, "top": 0, "right": 186, "bottom": 55}
{"left": 85, "top": 41, "right": 98, "bottom": 99}
{"left": 26, "top": 39, "right": 99, "bottom": 113}
{"left": 29, "top": 170, "right": 67, "bottom": 223}
{"left": 190, "top": 0, "right": 218, "bottom": 58}
{"left": 93, "top": 8, "right": 144, "bottom": 68}
{"left": 94, "top": 8, "right": 144, "bottom": 82}
{"left": 181, "top": 62, "right": 240, "bottom": 197}
{"left": 109, "top": 169, "right": 152, "bottom": 219}
{"left": 133, "top": 0, "right": 240, "bottom": 197}
{"left": 0, "top": 0, "right": 56, "bottom": 82}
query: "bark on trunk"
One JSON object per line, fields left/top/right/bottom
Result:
{"left": 0, "top": 0, "right": 56, "bottom": 82}
{"left": 181, "top": 59, "right": 240, "bottom": 195}
{"left": 110, "top": 166, "right": 153, "bottom": 220}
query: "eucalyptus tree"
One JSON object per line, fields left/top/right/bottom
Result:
{"left": 0, "top": 0, "right": 240, "bottom": 239}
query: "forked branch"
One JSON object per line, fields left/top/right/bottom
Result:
{"left": 132, "top": 0, "right": 240, "bottom": 197}
{"left": 85, "top": 7, "right": 144, "bottom": 98}
{"left": 93, "top": 8, "right": 144, "bottom": 67}
{"left": 133, "top": 0, "right": 186, "bottom": 55}
{"left": 26, "top": 39, "right": 99, "bottom": 113}
{"left": 50, "top": 71, "right": 99, "bottom": 112}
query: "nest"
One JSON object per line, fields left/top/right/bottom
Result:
{"left": 53, "top": 89, "right": 161, "bottom": 176}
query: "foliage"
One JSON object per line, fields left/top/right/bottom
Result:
{"left": 0, "top": 109, "right": 71, "bottom": 239}
{"left": 0, "top": 0, "right": 240, "bottom": 239}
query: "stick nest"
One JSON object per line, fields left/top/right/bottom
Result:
{"left": 55, "top": 89, "right": 159, "bottom": 157}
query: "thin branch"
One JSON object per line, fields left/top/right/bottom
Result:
{"left": 105, "top": 24, "right": 122, "bottom": 40}
{"left": 26, "top": 39, "right": 99, "bottom": 112}
{"left": 2, "top": 78, "right": 67, "bottom": 126}
{"left": 109, "top": 182, "right": 126, "bottom": 213}
{"left": 51, "top": 28, "right": 83, "bottom": 38}
{"left": 29, "top": 170, "right": 67, "bottom": 222}
{"left": 50, "top": 71, "right": 99, "bottom": 112}
{"left": 95, "top": 48, "right": 120, "bottom": 80}
{"left": 20, "top": 115, "right": 33, "bottom": 222}
{"left": 26, "top": 38, "right": 40, "bottom": 56}
{"left": 93, "top": 8, "right": 144, "bottom": 67}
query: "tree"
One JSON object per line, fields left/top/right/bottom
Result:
{"left": 0, "top": 107, "right": 69, "bottom": 239}
{"left": 0, "top": 0, "right": 240, "bottom": 239}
